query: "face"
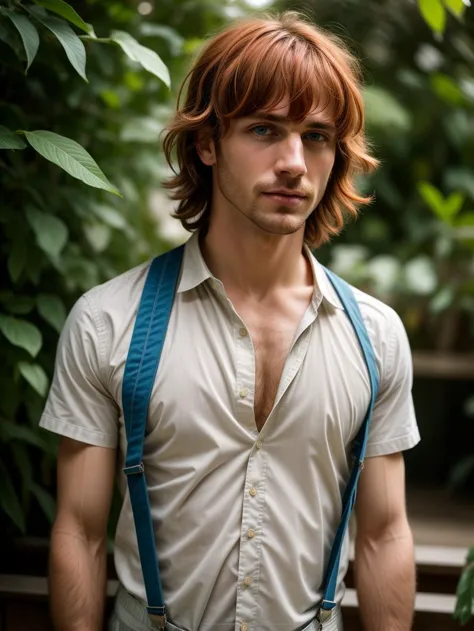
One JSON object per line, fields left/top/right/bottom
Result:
{"left": 197, "top": 94, "right": 337, "bottom": 239}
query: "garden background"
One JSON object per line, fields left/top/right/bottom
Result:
{"left": 0, "top": 0, "right": 473, "bottom": 627}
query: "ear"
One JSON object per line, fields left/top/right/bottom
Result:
{"left": 195, "top": 125, "right": 216, "bottom": 166}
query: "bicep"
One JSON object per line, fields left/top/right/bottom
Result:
{"left": 54, "top": 437, "right": 116, "bottom": 541}
{"left": 355, "top": 453, "right": 408, "bottom": 540}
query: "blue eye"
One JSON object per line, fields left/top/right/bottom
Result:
{"left": 253, "top": 126, "right": 270, "bottom": 136}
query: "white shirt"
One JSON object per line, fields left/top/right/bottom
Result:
{"left": 40, "top": 232, "right": 420, "bottom": 631}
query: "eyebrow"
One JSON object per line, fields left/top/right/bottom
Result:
{"left": 247, "top": 112, "right": 337, "bottom": 134}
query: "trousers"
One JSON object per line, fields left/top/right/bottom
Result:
{"left": 109, "top": 585, "right": 344, "bottom": 631}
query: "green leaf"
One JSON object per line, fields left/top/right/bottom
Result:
{"left": 454, "top": 563, "right": 474, "bottom": 624}
{"left": 0, "top": 125, "right": 27, "bottom": 150}
{"left": 110, "top": 30, "right": 170, "bottom": 87}
{"left": 23, "top": 131, "right": 121, "bottom": 196}
{"left": 443, "top": 0, "right": 468, "bottom": 17}
{"left": 0, "top": 19, "right": 23, "bottom": 56}
{"left": 0, "top": 420, "right": 47, "bottom": 449}
{"left": 83, "top": 223, "right": 112, "bottom": 253}
{"left": 0, "top": 462, "right": 25, "bottom": 533}
{"left": 0, "top": 294, "right": 35, "bottom": 315}
{"left": 91, "top": 203, "right": 128, "bottom": 228}
{"left": 37, "top": 294, "right": 66, "bottom": 333}
{"left": 0, "top": 314, "right": 42, "bottom": 357}
{"left": 7, "top": 238, "right": 27, "bottom": 282}
{"left": 18, "top": 361, "right": 49, "bottom": 397}
{"left": 363, "top": 86, "right": 412, "bottom": 131}
{"left": 30, "top": 482, "right": 56, "bottom": 524}
{"left": 4, "top": 10, "right": 40, "bottom": 70}
{"left": 444, "top": 191, "right": 465, "bottom": 219}
{"left": 418, "top": 0, "right": 446, "bottom": 34}
{"left": 418, "top": 181, "right": 446, "bottom": 219}
{"left": 26, "top": 206, "right": 68, "bottom": 261}
{"left": 32, "top": 0, "right": 95, "bottom": 36}
{"left": 431, "top": 73, "right": 464, "bottom": 105}
{"left": 28, "top": 7, "right": 87, "bottom": 81}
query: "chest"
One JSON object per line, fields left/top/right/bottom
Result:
{"left": 232, "top": 298, "right": 309, "bottom": 431}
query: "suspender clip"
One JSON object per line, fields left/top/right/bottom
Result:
{"left": 148, "top": 613, "right": 167, "bottom": 630}
{"left": 316, "top": 600, "right": 336, "bottom": 624}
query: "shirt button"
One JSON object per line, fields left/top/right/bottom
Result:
{"left": 249, "top": 486, "right": 257, "bottom": 497}
{"left": 240, "top": 624, "right": 248, "bottom": 631}
{"left": 255, "top": 440, "right": 263, "bottom": 449}
{"left": 243, "top": 576, "right": 252, "bottom": 586}
{"left": 240, "top": 388, "right": 249, "bottom": 398}
{"left": 239, "top": 328, "right": 248, "bottom": 337}
{"left": 247, "top": 528, "right": 255, "bottom": 538}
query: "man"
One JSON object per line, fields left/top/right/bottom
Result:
{"left": 40, "top": 10, "right": 420, "bottom": 631}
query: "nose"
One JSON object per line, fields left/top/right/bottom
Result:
{"left": 275, "top": 134, "right": 307, "bottom": 178}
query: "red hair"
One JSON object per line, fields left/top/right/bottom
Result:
{"left": 161, "top": 10, "right": 379, "bottom": 247}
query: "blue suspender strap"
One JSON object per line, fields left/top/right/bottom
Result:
{"left": 317, "top": 267, "right": 380, "bottom": 626}
{"left": 122, "top": 245, "right": 184, "bottom": 630}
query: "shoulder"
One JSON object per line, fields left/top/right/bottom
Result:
{"left": 83, "top": 260, "right": 152, "bottom": 320}
{"left": 342, "top": 282, "right": 412, "bottom": 389}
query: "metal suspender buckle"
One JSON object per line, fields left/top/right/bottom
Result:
{"left": 147, "top": 606, "right": 167, "bottom": 630}
{"left": 123, "top": 462, "right": 145, "bottom": 476}
{"left": 148, "top": 613, "right": 167, "bottom": 630}
{"left": 316, "top": 600, "right": 336, "bottom": 628}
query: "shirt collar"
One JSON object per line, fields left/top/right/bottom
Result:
{"left": 177, "top": 232, "right": 344, "bottom": 311}
{"left": 176, "top": 232, "right": 213, "bottom": 293}
{"left": 304, "top": 244, "right": 344, "bottom": 311}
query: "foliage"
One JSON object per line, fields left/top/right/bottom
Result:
{"left": 276, "top": 0, "right": 474, "bottom": 354}
{"left": 0, "top": 0, "right": 246, "bottom": 540}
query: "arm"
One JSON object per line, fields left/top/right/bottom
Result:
{"left": 354, "top": 452, "right": 416, "bottom": 631}
{"left": 49, "top": 436, "right": 116, "bottom": 631}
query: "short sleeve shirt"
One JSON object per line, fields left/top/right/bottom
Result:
{"left": 40, "top": 232, "right": 420, "bottom": 631}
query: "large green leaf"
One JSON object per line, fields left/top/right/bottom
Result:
{"left": 0, "top": 125, "right": 27, "bottom": 150}
{"left": 28, "top": 7, "right": 87, "bottom": 81}
{"left": 0, "top": 314, "right": 42, "bottom": 357}
{"left": 18, "top": 361, "right": 49, "bottom": 397}
{"left": 110, "top": 30, "right": 170, "bottom": 87}
{"left": 0, "top": 462, "right": 25, "bottom": 533}
{"left": 30, "top": 482, "right": 56, "bottom": 524}
{"left": 32, "top": 0, "right": 95, "bottom": 36}
{"left": 23, "top": 131, "right": 121, "bottom": 196}
{"left": 26, "top": 206, "right": 68, "bottom": 261}
{"left": 37, "top": 294, "right": 66, "bottom": 333}
{"left": 0, "top": 420, "right": 47, "bottom": 449}
{"left": 363, "top": 86, "right": 412, "bottom": 131}
{"left": 444, "top": 0, "right": 468, "bottom": 17}
{"left": 418, "top": 0, "right": 446, "bottom": 34}
{"left": 4, "top": 10, "right": 39, "bottom": 71}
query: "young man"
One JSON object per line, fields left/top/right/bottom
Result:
{"left": 40, "top": 10, "right": 420, "bottom": 631}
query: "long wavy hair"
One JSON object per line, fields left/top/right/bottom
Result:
{"left": 161, "top": 10, "right": 379, "bottom": 247}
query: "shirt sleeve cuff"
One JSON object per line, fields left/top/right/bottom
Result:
{"left": 39, "top": 413, "right": 118, "bottom": 448}
{"left": 364, "top": 427, "right": 421, "bottom": 458}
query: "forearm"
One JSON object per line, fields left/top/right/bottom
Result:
{"left": 49, "top": 526, "right": 108, "bottom": 631}
{"left": 354, "top": 520, "right": 416, "bottom": 631}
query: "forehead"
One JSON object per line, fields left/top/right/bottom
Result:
{"left": 238, "top": 94, "right": 336, "bottom": 126}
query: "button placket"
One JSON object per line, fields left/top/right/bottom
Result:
{"left": 234, "top": 320, "right": 255, "bottom": 430}
{"left": 235, "top": 446, "right": 268, "bottom": 629}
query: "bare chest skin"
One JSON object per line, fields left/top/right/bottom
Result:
{"left": 230, "top": 287, "right": 313, "bottom": 431}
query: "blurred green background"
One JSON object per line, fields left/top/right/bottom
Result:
{"left": 0, "top": 0, "right": 473, "bottom": 624}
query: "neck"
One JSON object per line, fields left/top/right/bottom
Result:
{"left": 200, "top": 216, "right": 311, "bottom": 299}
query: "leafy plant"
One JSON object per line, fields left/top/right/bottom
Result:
{"left": 0, "top": 0, "right": 171, "bottom": 540}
